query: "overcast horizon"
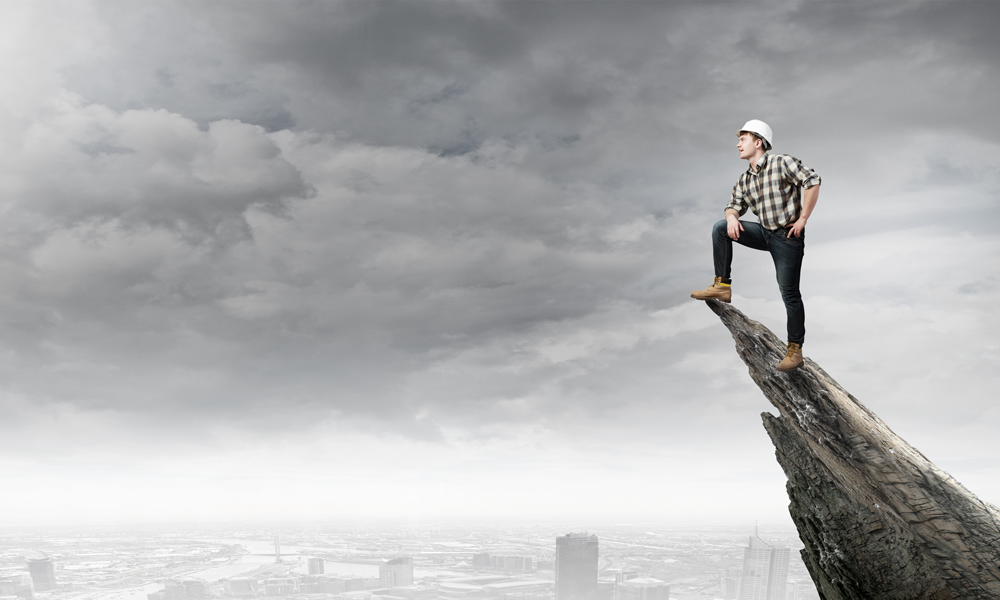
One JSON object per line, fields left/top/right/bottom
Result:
{"left": 1, "top": 1, "right": 998, "bottom": 525}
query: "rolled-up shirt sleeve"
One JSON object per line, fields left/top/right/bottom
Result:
{"left": 726, "top": 182, "right": 749, "bottom": 217}
{"left": 781, "top": 155, "right": 821, "bottom": 189}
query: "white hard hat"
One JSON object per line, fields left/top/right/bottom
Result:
{"left": 738, "top": 119, "right": 772, "bottom": 150}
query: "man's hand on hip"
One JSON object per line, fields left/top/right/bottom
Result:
{"left": 726, "top": 214, "right": 744, "bottom": 240}
{"left": 787, "top": 218, "right": 806, "bottom": 238}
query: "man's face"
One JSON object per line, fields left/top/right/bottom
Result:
{"left": 737, "top": 132, "right": 761, "bottom": 160}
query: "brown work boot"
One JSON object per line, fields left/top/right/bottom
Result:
{"left": 776, "top": 342, "right": 803, "bottom": 372}
{"left": 690, "top": 277, "right": 731, "bottom": 303}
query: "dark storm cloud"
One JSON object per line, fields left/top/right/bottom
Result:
{"left": 227, "top": 1, "right": 723, "bottom": 153}
{"left": 221, "top": 1, "right": 530, "bottom": 85}
{"left": 230, "top": 1, "right": 1000, "bottom": 137}
{"left": 768, "top": 2, "right": 1000, "bottom": 141}
{"left": 65, "top": 0, "right": 1000, "bottom": 157}
{"left": 69, "top": 2, "right": 713, "bottom": 153}
{"left": 61, "top": 4, "right": 296, "bottom": 132}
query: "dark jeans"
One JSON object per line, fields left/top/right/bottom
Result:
{"left": 712, "top": 219, "right": 805, "bottom": 344}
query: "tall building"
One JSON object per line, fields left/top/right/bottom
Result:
{"left": 27, "top": 557, "right": 56, "bottom": 592}
{"left": 223, "top": 578, "right": 256, "bottom": 597}
{"left": 308, "top": 558, "right": 325, "bottom": 575}
{"left": 0, "top": 573, "right": 34, "bottom": 600}
{"left": 148, "top": 579, "right": 206, "bottom": 600}
{"left": 720, "top": 576, "right": 740, "bottom": 599}
{"left": 262, "top": 578, "right": 295, "bottom": 596}
{"left": 182, "top": 580, "right": 206, "bottom": 600}
{"left": 379, "top": 557, "right": 414, "bottom": 588}
{"left": 613, "top": 572, "right": 640, "bottom": 600}
{"left": 472, "top": 553, "right": 491, "bottom": 569}
{"left": 616, "top": 577, "right": 670, "bottom": 600}
{"left": 738, "top": 535, "right": 790, "bottom": 600}
{"left": 555, "top": 533, "right": 598, "bottom": 600}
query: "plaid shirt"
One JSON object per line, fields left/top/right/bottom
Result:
{"left": 726, "top": 153, "right": 821, "bottom": 230}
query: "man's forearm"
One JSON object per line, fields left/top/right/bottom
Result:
{"left": 799, "top": 185, "right": 820, "bottom": 222}
{"left": 725, "top": 208, "right": 741, "bottom": 220}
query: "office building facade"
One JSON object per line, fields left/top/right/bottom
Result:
{"left": 616, "top": 577, "right": 670, "bottom": 600}
{"left": 720, "top": 576, "right": 740, "bottom": 599}
{"left": 0, "top": 573, "right": 34, "bottom": 600}
{"left": 738, "top": 535, "right": 790, "bottom": 600}
{"left": 555, "top": 533, "right": 598, "bottom": 600}
{"left": 27, "top": 558, "right": 56, "bottom": 592}
{"left": 379, "top": 557, "right": 414, "bottom": 588}
{"left": 308, "top": 558, "right": 325, "bottom": 575}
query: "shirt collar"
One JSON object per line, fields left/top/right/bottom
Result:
{"left": 748, "top": 152, "right": 769, "bottom": 175}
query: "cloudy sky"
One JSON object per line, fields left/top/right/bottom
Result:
{"left": 2, "top": 1, "right": 998, "bottom": 525}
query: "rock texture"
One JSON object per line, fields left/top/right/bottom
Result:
{"left": 705, "top": 299, "right": 1000, "bottom": 600}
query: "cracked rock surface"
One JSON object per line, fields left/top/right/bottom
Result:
{"left": 706, "top": 300, "right": 1000, "bottom": 599}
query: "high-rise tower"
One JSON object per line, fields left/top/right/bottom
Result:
{"left": 308, "top": 557, "right": 325, "bottom": 575}
{"left": 555, "top": 533, "right": 598, "bottom": 600}
{"left": 379, "top": 557, "right": 413, "bottom": 588}
{"left": 27, "top": 557, "right": 56, "bottom": 592}
{"left": 737, "top": 535, "right": 789, "bottom": 600}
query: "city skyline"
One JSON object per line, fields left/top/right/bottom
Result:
{"left": 0, "top": 522, "right": 818, "bottom": 600}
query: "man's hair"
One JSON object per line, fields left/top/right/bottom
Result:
{"left": 738, "top": 130, "right": 771, "bottom": 151}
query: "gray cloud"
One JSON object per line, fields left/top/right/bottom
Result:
{"left": 1, "top": 0, "right": 999, "bottom": 521}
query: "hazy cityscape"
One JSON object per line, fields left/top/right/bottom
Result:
{"left": 0, "top": 523, "right": 818, "bottom": 600}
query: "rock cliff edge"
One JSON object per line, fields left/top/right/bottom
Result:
{"left": 705, "top": 299, "right": 1000, "bottom": 599}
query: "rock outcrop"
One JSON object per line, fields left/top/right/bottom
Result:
{"left": 705, "top": 300, "right": 1000, "bottom": 599}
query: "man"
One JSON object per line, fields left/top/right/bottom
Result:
{"left": 691, "top": 120, "right": 821, "bottom": 372}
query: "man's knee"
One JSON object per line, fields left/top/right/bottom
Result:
{"left": 778, "top": 284, "right": 802, "bottom": 304}
{"left": 712, "top": 219, "right": 728, "bottom": 237}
